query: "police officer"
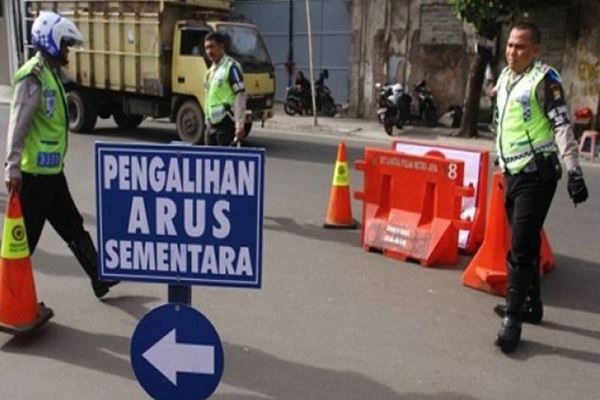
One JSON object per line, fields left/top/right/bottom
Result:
{"left": 4, "top": 11, "right": 118, "bottom": 299}
{"left": 203, "top": 32, "right": 247, "bottom": 146}
{"left": 493, "top": 22, "right": 588, "bottom": 352}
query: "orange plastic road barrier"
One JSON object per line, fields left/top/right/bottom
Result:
{"left": 462, "top": 172, "right": 556, "bottom": 296}
{"left": 0, "top": 194, "right": 53, "bottom": 335}
{"left": 354, "top": 148, "right": 474, "bottom": 266}
{"left": 324, "top": 141, "right": 358, "bottom": 229}
{"left": 392, "top": 141, "right": 489, "bottom": 254}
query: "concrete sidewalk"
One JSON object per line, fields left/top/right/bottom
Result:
{"left": 263, "top": 103, "right": 496, "bottom": 150}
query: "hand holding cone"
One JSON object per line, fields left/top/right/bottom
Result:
{"left": 0, "top": 193, "right": 53, "bottom": 335}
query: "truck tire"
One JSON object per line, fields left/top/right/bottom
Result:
{"left": 176, "top": 100, "right": 205, "bottom": 144}
{"left": 113, "top": 109, "right": 144, "bottom": 130}
{"left": 67, "top": 91, "right": 98, "bottom": 133}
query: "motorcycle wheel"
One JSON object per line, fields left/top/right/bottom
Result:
{"left": 284, "top": 100, "right": 298, "bottom": 116}
{"left": 424, "top": 106, "right": 437, "bottom": 127}
{"left": 321, "top": 101, "right": 336, "bottom": 117}
{"left": 383, "top": 113, "right": 394, "bottom": 136}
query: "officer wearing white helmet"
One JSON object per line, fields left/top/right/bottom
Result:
{"left": 4, "top": 11, "right": 118, "bottom": 298}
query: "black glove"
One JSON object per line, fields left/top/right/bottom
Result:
{"left": 567, "top": 167, "right": 588, "bottom": 205}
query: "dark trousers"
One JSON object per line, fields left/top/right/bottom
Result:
{"left": 206, "top": 117, "right": 235, "bottom": 146}
{"left": 21, "top": 171, "right": 88, "bottom": 252}
{"left": 504, "top": 171, "right": 558, "bottom": 280}
{"left": 20, "top": 171, "right": 98, "bottom": 283}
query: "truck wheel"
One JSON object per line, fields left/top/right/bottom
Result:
{"left": 113, "top": 109, "right": 144, "bottom": 129}
{"left": 176, "top": 100, "right": 205, "bottom": 144}
{"left": 67, "top": 91, "right": 98, "bottom": 133}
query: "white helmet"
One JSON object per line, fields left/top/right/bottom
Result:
{"left": 31, "top": 11, "right": 84, "bottom": 58}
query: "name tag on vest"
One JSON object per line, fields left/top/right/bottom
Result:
{"left": 37, "top": 152, "right": 61, "bottom": 168}
{"left": 44, "top": 89, "right": 56, "bottom": 117}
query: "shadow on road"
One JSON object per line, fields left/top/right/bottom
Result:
{"left": 215, "top": 342, "right": 481, "bottom": 400}
{"left": 247, "top": 135, "right": 365, "bottom": 166}
{"left": 508, "top": 339, "right": 600, "bottom": 366}
{"left": 26, "top": 248, "right": 89, "bottom": 278}
{"left": 1, "top": 322, "right": 134, "bottom": 380}
{"left": 102, "top": 295, "right": 160, "bottom": 321}
{"left": 543, "top": 254, "right": 600, "bottom": 316}
{"left": 542, "top": 320, "right": 600, "bottom": 341}
{"left": 264, "top": 215, "right": 361, "bottom": 247}
{"left": 0, "top": 295, "right": 159, "bottom": 382}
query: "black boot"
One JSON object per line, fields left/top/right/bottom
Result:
{"left": 495, "top": 264, "right": 533, "bottom": 353}
{"left": 494, "top": 267, "right": 543, "bottom": 324}
{"left": 68, "top": 232, "right": 119, "bottom": 299}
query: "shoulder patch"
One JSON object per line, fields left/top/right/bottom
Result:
{"left": 545, "top": 68, "right": 562, "bottom": 84}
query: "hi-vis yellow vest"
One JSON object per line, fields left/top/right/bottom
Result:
{"left": 496, "top": 61, "right": 557, "bottom": 174}
{"left": 205, "top": 55, "right": 241, "bottom": 124}
{"left": 12, "top": 55, "right": 68, "bottom": 175}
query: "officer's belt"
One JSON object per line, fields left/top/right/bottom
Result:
{"left": 503, "top": 140, "right": 556, "bottom": 164}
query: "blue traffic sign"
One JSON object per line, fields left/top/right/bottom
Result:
{"left": 95, "top": 142, "right": 264, "bottom": 288}
{"left": 131, "top": 304, "right": 224, "bottom": 400}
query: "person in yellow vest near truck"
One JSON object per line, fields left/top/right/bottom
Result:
{"left": 4, "top": 11, "right": 118, "bottom": 299}
{"left": 493, "top": 22, "right": 588, "bottom": 353}
{"left": 204, "top": 31, "right": 247, "bottom": 146}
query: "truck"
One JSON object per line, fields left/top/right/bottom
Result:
{"left": 22, "top": 0, "right": 276, "bottom": 143}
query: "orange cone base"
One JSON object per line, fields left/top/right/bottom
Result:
{"left": 0, "top": 302, "right": 53, "bottom": 335}
{"left": 323, "top": 220, "right": 358, "bottom": 229}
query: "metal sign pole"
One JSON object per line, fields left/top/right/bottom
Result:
{"left": 305, "top": 0, "right": 318, "bottom": 127}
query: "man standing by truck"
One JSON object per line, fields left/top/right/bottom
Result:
{"left": 4, "top": 11, "right": 118, "bottom": 299}
{"left": 204, "top": 31, "right": 247, "bottom": 146}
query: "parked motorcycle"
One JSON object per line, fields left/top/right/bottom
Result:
{"left": 414, "top": 80, "right": 437, "bottom": 127}
{"left": 284, "top": 70, "right": 336, "bottom": 117}
{"left": 375, "top": 82, "right": 411, "bottom": 135}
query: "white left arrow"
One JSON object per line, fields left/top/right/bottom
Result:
{"left": 142, "top": 329, "right": 215, "bottom": 386}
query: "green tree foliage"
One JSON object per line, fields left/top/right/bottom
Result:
{"left": 451, "top": 0, "right": 517, "bottom": 38}
{"left": 450, "top": 0, "right": 519, "bottom": 137}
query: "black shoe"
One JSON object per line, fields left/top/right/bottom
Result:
{"left": 92, "top": 280, "right": 120, "bottom": 299}
{"left": 494, "top": 300, "right": 543, "bottom": 324}
{"left": 495, "top": 315, "right": 522, "bottom": 353}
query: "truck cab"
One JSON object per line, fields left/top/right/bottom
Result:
{"left": 23, "top": 0, "right": 276, "bottom": 144}
{"left": 172, "top": 21, "right": 275, "bottom": 142}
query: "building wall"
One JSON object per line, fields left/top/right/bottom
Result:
{"left": 234, "top": 0, "right": 352, "bottom": 103}
{"left": 560, "top": 0, "right": 600, "bottom": 128}
{"left": 350, "top": 0, "right": 470, "bottom": 118}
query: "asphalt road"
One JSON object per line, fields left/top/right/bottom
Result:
{"left": 0, "top": 109, "right": 599, "bottom": 400}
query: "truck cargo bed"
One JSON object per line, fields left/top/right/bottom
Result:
{"left": 24, "top": 0, "right": 232, "bottom": 96}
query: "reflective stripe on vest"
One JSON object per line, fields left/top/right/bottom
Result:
{"left": 496, "top": 61, "right": 556, "bottom": 174}
{"left": 205, "top": 55, "right": 239, "bottom": 124}
{"left": 12, "top": 55, "right": 68, "bottom": 175}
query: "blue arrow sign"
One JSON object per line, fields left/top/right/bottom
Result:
{"left": 95, "top": 142, "right": 264, "bottom": 288}
{"left": 131, "top": 304, "right": 224, "bottom": 400}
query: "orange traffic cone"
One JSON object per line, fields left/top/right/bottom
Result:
{"left": 462, "top": 172, "right": 509, "bottom": 295}
{"left": 324, "top": 141, "right": 357, "bottom": 229}
{"left": 0, "top": 194, "right": 53, "bottom": 335}
{"left": 463, "top": 172, "right": 556, "bottom": 296}
{"left": 540, "top": 230, "right": 556, "bottom": 274}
